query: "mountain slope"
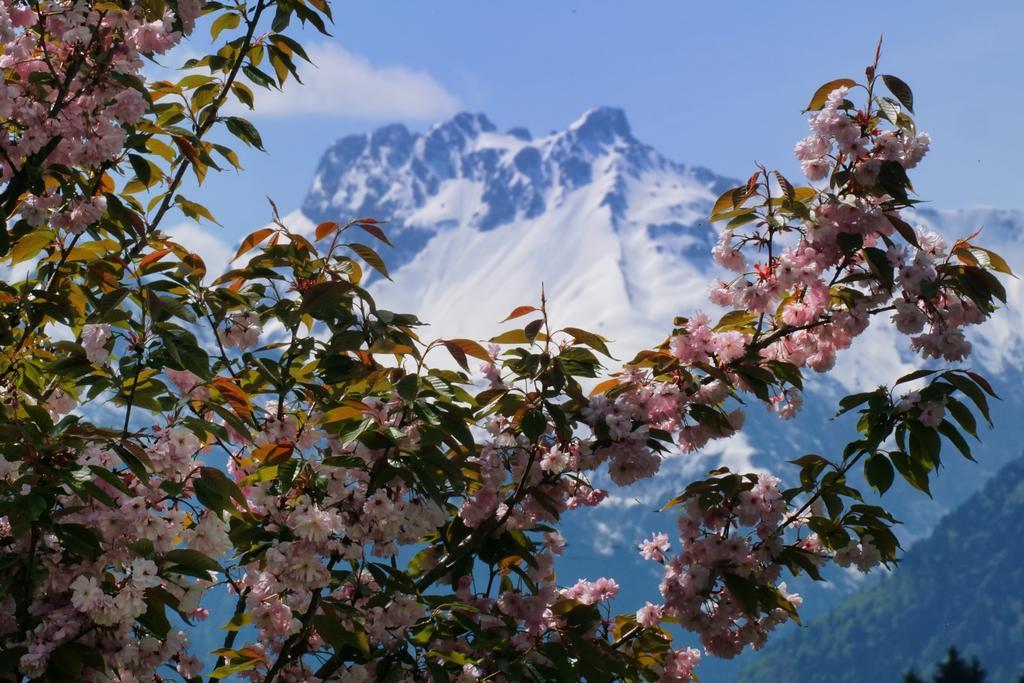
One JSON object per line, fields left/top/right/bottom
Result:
{"left": 734, "top": 454, "right": 1024, "bottom": 683}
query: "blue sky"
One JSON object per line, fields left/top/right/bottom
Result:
{"left": 179, "top": 2, "right": 1024, "bottom": 242}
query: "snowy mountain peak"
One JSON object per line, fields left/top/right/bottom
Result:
{"left": 568, "top": 106, "right": 633, "bottom": 143}
{"left": 295, "top": 108, "right": 749, "bottom": 362}
{"left": 301, "top": 108, "right": 734, "bottom": 263}
{"left": 506, "top": 126, "right": 532, "bottom": 141}
{"left": 426, "top": 111, "right": 496, "bottom": 140}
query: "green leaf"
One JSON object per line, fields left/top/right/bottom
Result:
{"left": 299, "top": 281, "right": 356, "bottom": 314}
{"left": 110, "top": 442, "right": 153, "bottom": 480}
{"left": 864, "top": 452, "right": 895, "bottom": 495}
{"left": 137, "top": 590, "right": 172, "bottom": 638}
{"left": 944, "top": 372, "right": 992, "bottom": 425}
{"left": 766, "top": 360, "right": 803, "bottom": 389}
{"left": 174, "top": 195, "right": 219, "bottom": 224}
{"left": 225, "top": 116, "right": 264, "bottom": 150}
{"left": 894, "top": 369, "right": 935, "bottom": 386}
{"left": 836, "top": 231, "right": 864, "bottom": 256}
{"left": 313, "top": 614, "right": 370, "bottom": 656}
{"left": 938, "top": 420, "right": 974, "bottom": 461}
{"left": 220, "top": 612, "right": 252, "bottom": 631}
{"left": 10, "top": 229, "right": 53, "bottom": 265}
{"left": 562, "top": 327, "right": 613, "bottom": 358}
{"left": 773, "top": 170, "right": 795, "bottom": 202}
{"left": 908, "top": 422, "right": 941, "bottom": 468}
{"left": 891, "top": 451, "right": 931, "bottom": 496}
{"left": 396, "top": 373, "right": 419, "bottom": 402}
{"left": 128, "top": 153, "right": 153, "bottom": 186}
{"left": 210, "top": 657, "right": 263, "bottom": 678}
{"left": 875, "top": 96, "right": 901, "bottom": 125}
{"left": 863, "top": 247, "right": 894, "bottom": 288}
{"left": 54, "top": 523, "right": 104, "bottom": 560}
{"left": 837, "top": 391, "right": 876, "bottom": 415}
{"left": 881, "top": 74, "right": 914, "bottom": 113}
{"left": 886, "top": 213, "right": 920, "bottom": 247}
{"left": 524, "top": 319, "right": 544, "bottom": 342}
{"left": 521, "top": 409, "right": 547, "bottom": 442}
{"left": 242, "top": 63, "right": 276, "bottom": 89}
{"left": 163, "top": 548, "right": 224, "bottom": 574}
{"left": 945, "top": 396, "right": 978, "bottom": 438}
{"left": 711, "top": 185, "right": 743, "bottom": 216}
{"left": 490, "top": 329, "right": 531, "bottom": 344}
{"left": 723, "top": 573, "right": 760, "bottom": 617}
{"left": 713, "top": 309, "right": 757, "bottom": 332}
{"left": 194, "top": 466, "right": 246, "bottom": 514}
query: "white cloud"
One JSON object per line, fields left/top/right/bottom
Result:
{"left": 590, "top": 520, "right": 628, "bottom": 557}
{"left": 241, "top": 43, "right": 460, "bottom": 120}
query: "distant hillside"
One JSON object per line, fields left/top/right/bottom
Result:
{"left": 734, "top": 455, "right": 1024, "bottom": 683}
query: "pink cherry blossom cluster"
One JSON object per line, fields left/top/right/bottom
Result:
{"left": 219, "top": 310, "right": 263, "bottom": 350}
{"left": 575, "top": 81, "right": 990, "bottom": 508}
{"left": 1, "top": 0, "right": 198, "bottom": 232}
{"left": 581, "top": 367, "right": 741, "bottom": 486}
{"left": 81, "top": 322, "right": 111, "bottom": 364}
{"left": 4, "top": 436, "right": 208, "bottom": 677}
{"left": 459, "top": 416, "right": 607, "bottom": 528}
{"left": 212, "top": 392, "right": 629, "bottom": 680}
{"left": 793, "top": 85, "right": 930, "bottom": 182}
{"left": 639, "top": 475, "right": 804, "bottom": 659}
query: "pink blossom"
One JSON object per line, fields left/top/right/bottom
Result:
{"left": 165, "top": 367, "right": 209, "bottom": 401}
{"left": 636, "top": 602, "right": 663, "bottom": 628}
{"left": 638, "top": 532, "right": 670, "bottom": 562}
{"left": 81, "top": 323, "right": 111, "bottom": 364}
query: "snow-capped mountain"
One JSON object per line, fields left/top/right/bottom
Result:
{"left": 283, "top": 108, "right": 1024, "bottom": 680}
{"left": 299, "top": 107, "right": 740, "bottom": 355}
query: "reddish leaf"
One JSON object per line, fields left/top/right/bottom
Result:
{"left": 212, "top": 377, "right": 251, "bottom": 419}
{"left": 444, "top": 339, "right": 492, "bottom": 362}
{"left": 501, "top": 305, "right": 537, "bottom": 323}
{"left": 315, "top": 221, "right": 339, "bottom": 241}
{"left": 356, "top": 221, "right": 393, "bottom": 246}
{"left": 139, "top": 248, "right": 171, "bottom": 269}
{"left": 232, "top": 228, "right": 274, "bottom": 262}
{"left": 965, "top": 371, "right": 998, "bottom": 398}
{"left": 443, "top": 341, "right": 469, "bottom": 371}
